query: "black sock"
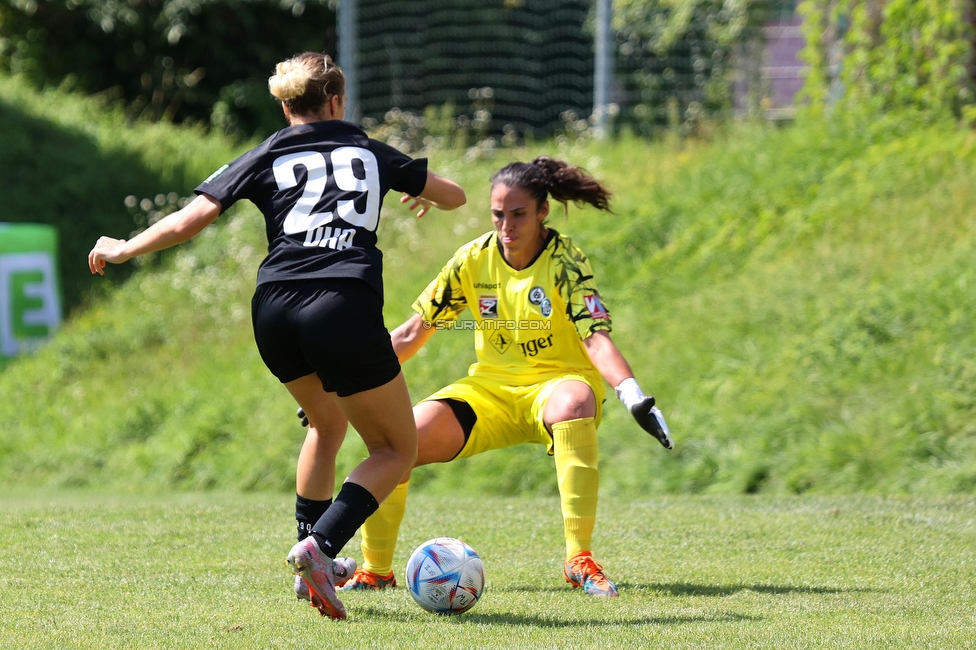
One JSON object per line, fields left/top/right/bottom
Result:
{"left": 310, "top": 482, "right": 380, "bottom": 559}
{"left": 296, "top": 494, "right": 332, "bottom": 541}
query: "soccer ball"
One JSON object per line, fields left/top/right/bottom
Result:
{"left": 405, "top": 537, "right": 485, "bottom": 615}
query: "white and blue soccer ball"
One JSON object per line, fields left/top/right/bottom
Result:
{"left": 405, "top": 537, "right": 485, "bottom": 615}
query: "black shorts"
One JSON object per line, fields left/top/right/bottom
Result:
{"left": 251, "top": 278, "right": 401, "bottom": 397}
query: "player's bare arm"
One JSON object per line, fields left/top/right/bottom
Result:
{"left": 582, "top": 330, "right": 634, "bottom": 387}
{"left": 583, "top": 330, "right": 673, "bottom": 449}
{"left": 400, "top": 171, "right": 466, "bottom": 217}
{"left": 389, "top": 312, "right": 437, "bottom": 363}
{"left": 88, "top": 194, "right": 222, "bottom": 275}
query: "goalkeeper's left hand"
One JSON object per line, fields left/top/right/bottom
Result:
{"left": 629, "top": 396, "right": 673, "bottom": 450}
{"left": 615, "top": 377, "right": 674, "bottom": 450}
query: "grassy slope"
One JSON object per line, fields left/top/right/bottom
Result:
{"left": 629, "top": 119, "right": 976, "bottom": 495}
{"left": 0, "top": 74, "right": 244, "bottom": 311}
{"left": 0, "top": 76, "right": 974, "bottom": 495}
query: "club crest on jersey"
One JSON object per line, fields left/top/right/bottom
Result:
{"left": 479, "top": 295, "right": 499, "bottom": 318}
{"left": 540, "top": 298, "right": 552, "bottom": 317}
{"left": 584, "top": 294, "right": 609, "bottom": 319}
{"left": 528, "top": 286, "right": 546, "bottom": 305}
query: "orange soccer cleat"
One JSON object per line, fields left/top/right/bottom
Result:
{"left": 563, "top": 551, "right": 619, "bottom": 598}
{"left": 338, "top": 568, "right": 398, "bottom": 591}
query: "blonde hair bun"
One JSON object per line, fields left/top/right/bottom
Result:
{"left": 269, "top": 61, "right": 309, "bottom": 100}
{"left": 268, "top": 52, "right": 344, "bottom": 118}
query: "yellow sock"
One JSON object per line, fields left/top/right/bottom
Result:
{"left": 552, "top": 417, "right": 599, "bottom": 560}
{"left": 360, "top": 481, "right": 409, "bottom": 575}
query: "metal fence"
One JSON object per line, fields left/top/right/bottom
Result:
{"left": 357, "top": 0, "right": 592, "bottom": 137}
{"left": 350, "top": 0, "right": 804, "bottom": 138}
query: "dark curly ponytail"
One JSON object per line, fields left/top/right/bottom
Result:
{"left": 490, "top": 156, "right": 612, "bottom": 214}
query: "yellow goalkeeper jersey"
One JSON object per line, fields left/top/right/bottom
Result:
{"left": 412, "top": 229, "right": 611, "bottom": 386}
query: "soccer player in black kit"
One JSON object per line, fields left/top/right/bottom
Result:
{"left": 88, "top": 51, "right": 466, "bottom": 619}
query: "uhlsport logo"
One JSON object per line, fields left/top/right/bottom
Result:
{"left": 479, "top": 295, "right": 498, "bottom": 318}
{"left": 0, "top": 224, "right": 62, "bottom": 358}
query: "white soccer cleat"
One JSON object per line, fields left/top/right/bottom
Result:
{"left": 286, "top": 537, "right": 347, "bottom": 619}
{"left": 294, "top": 556, "right": 356, "bottom": 601}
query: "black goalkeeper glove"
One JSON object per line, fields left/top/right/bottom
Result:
{"left": 297, "top": 407, "right": 308, "bottom": 428}
{"left": 629, "top": 396, "right": 673, "bottom": 450}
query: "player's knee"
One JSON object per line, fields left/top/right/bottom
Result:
{"left": 366, "top": 444, "right": 416, "bottom": 477}
{"left": 546, "top": 393, "right": 596, "bottom": 423}
{"left": 305, "top": 428, "right": 345, "bottom": 460}
{"left": 402, "top": 440, "right": 418, "bottom": 468}
{"left": 390, "top": 432, "right": 419, "bottom": 469}
{"left": 546, "top": 389, "right": 596, "bottom": 423}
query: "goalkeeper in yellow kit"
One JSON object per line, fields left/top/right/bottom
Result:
{"left": 296, "top": 156, "right": 672, "bottom": 598}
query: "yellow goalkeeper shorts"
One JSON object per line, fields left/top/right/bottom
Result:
{"left": 421, "top": 372, "right": 605, "bottom": 458}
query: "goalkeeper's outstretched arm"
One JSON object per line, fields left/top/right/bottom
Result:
{"left": 582, "top": 331, "right": 673, "bottom": 450}
{"left": 389, "top": 312, "right": 437, "bottom": 363}
{"left": 296, "top": 312, "right": 437, "bottom": 427}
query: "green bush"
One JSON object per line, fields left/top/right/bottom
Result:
{"left": 798, "top": 0, "right": 974, "bottom": 122}
{"left": 611, "top": 0, "right": 782, "bottom": 134}
{"left": 0, "top": 0, "right": 338, "bottom": 138}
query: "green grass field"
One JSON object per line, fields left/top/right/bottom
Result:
{"left": 1, "top": 493, "right": 973, "bottom": 648}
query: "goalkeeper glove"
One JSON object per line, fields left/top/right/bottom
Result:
{"left": 614, "top": 378, "right": 673, "bottom": 450}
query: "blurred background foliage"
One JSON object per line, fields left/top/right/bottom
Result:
{"left": 611, "top": 0, "right": 789, "bottom": 134}
{"left": 1, "top": 0, "right": 972, "bottom": 139}
{"left": 0, "top": 0, "right": 799, "bottom": 141}
{"left": 0, "top": 0, "right": 339, "bottom": 137}
{"left": 798, "top": 0, "right": 974, "bottom": 122}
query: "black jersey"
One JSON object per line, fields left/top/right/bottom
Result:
{"left": 195, "top": 120, "right": 427, "bottom": 296}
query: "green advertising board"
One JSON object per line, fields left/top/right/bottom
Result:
{"left": 0, "top": 223, "right": 63, "bottom": 359}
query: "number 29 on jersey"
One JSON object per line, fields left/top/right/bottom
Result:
{"left": 272, "top": 146, "right": 381, "bottom": 238}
